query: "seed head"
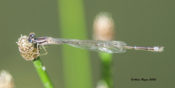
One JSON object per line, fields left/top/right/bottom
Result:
{"left": 16, "top": 35, "right": 40, "bottom": 61}
{"left": 93, "top": 12, "right": 115, "bottom": 41}
{"left": 0, "top": 70, "right": 14, "bottom": 88}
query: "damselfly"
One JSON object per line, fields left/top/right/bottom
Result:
{"left": 28, "top": 33, "right": 164, "bottom": 53}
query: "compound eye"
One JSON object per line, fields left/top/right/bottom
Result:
{"left": 30, "top": 34, "right": 34, "bottom": 38}
{"left": 31, "top": 34, "right": 35, "bottom": 37}
{"left": 29, "top": 32, "right": 35, "bottom": 38}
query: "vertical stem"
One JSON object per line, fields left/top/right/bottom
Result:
{"left": 99, "top": 52, "right": 113, "bottom": 88}
{"left": 58, "top": 0, "right": 92, "bottom": 88}
{"left": 33, "top": 57, "right": 53, "bottom": 88}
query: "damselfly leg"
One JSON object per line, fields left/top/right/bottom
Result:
{"left": 28, "top": 33, "right": 48, "bottom": 55}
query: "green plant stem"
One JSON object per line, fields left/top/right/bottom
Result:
{"left": 99, "top": 52, "right": 113, "bottom": 88}
{"left": 58, "top": 0, "right": 92, "bottom": 88}
{"left": 33, "top": 57, "right": 53, "bottom": 88}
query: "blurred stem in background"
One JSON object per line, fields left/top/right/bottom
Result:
{"left": 99, "top": 53, "right": 113, "bottom": 88}
{"left": 33, "top": 57, "right": 53, "bottom": 88}
{"left": 58, "top": 0, "right": 92, "bottom": 88}
{"left": 93, "top": 12, "right": 115, "bottom": 88}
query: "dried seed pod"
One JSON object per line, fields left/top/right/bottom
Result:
{"left": 0, "top": 70, "right": 14, "bottom": 88}
{"left": 16, "top": 35, "right": 40, "bottom": 61}
{"left": 93, "top": 12, "right": 115, "bottom": 41}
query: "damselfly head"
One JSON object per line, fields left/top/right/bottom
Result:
{"left": 28, "top": 32, "right": 36, "bottom": 43}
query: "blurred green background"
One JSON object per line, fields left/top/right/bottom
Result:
{"left": 1, "top": 0, "right": 175, "bottom": 88}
